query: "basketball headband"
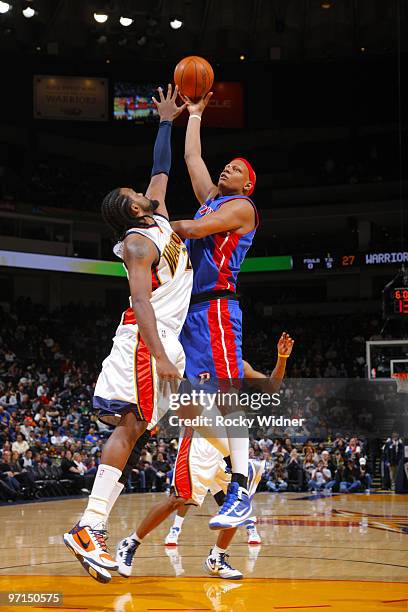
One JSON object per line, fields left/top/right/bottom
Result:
{"left": 232, "top": 157, "right": 256, "bottom": 195}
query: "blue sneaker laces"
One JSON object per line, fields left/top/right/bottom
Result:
{"left": 219, "top": 482, "right": 240, "bottom": 515}
{"left": 123, "top": 539, "right": 137, "bottom": 566}
{"left": 218, "top": 552, "right": 233, "bottom": 569}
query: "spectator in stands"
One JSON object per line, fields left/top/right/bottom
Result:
{"left": 384, "top": 432, "right": 404, "bottom": 491}
{"left": 0, "top": 389, "right": 17, "bottom": 408}
{"left": 11, "top": 433, "right": 29, "bottom": 455}
{"left": 266, "top": 455, "right": 288, "bottom": 492}
{"left": 308, "top": 460, "right": 331, "bottom": 492}
{"left": 358, "top": 457, "right": 372, "bottom": 491}
{"left": 258, "top": 435, "right": 272, "bottom": 452}
{"left": 141, "top": 446, "right": 153, "bottom": 465}
{"left": 72, "top": 451, "right": 96, "bottom": 489}
{"left": 21, "top": 449, "right": 34, "bottom": 468}
{"left": 287, "top": 449, "right": 304, "bottom": 491}
{"left": 152, "top": 452, "right": 170, "bottom": 493}
{"left": 345, "top": 437, "right": 361, "bottom": 459}
{"left": 9, "top": 450, "right": 35, "bottom": 490}
{"left": 84, "top": 426, "right": 99, "bottom": 446}
{"left": 283, "top": 438, "right": 294, "bottom": 454}
{"left": 34, "top": 407, "right": 48, "bottom": 426}
{"left": 0, "top": 450, "right": 21, "bottom": 493}
{"left": 321, "top": 450, "right": 336, "bottom": 475}
{"left": 339, "top": 458, "right": 361, "bottom": 493}
{"left": 138, "top": 453, "right": 156, "bottom": 492}
{"left": 0, "top": 406, "right": 11, "bottom": 427}
{"left": 60, "top": 449, "right": 90, "bottom": 494}
{"left": 303, "top": 448, "right": 316, "bottom": 481}
{"left": 50, "top": 428, "right": 68, "bottom": 446}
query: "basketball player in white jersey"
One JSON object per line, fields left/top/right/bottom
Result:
{"left": 63, "top": 85, "right": 192, "bottom": 580}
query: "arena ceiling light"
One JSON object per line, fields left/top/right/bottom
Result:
{"left": 119, "top": 16, "right": 133, "bottom": 27}
{"left": 94, "top": 12, "right": 108, "bottom": 23}
{"left": 170, "top": 18, "right": 183, "bottom": 30}
{"left": 0, "top": 2, "right": 11, "bottom": 14}
{"left": 22, "top": 5, "right": 35, "bottom": 18}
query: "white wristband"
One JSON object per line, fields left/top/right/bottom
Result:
{"left": 189, "top": 114, "right": 202, "bottom": 121}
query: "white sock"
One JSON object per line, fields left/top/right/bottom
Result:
{"left": 80, "top": 464, "right": 122, "bottom": 528}
{"left": 173, "top": 514, "right": 184, "bottom": 530}
{"left": 106, "top": 482, "right": 124, "bottom": 517}
{"left": 226, "top": 413, "right": 249, "bottom": 478}
{"left": 133, "top": 531, "right": 143, "bottom": 543}
{"left": 212, "top": 544, "right": 227, "bottom": 559}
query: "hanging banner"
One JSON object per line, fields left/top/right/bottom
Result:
{"left": 34, "top": 75, "right": 108, "bottom": 121}
{"left": 175, "top": 82, "right": 243, "bottom": 128}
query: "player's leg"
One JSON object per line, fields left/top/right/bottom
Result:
{"left": 106, "top": 430, "right": 151, "bottom": 517}
{"left": 205, "top": 455, "right": 265, "bottom": 577}
{"left": 182, "top": 301, "right": 252, "bottom": 529}
{"left": 244, "top": 458, "right": 264, "bottom": 544}
{"left": 164, "top": 504, "right": 190, "bottom": 546}
{"left": 116, "top": 494, "right": 186, "bottom": 577}
{"left": 116, "top": 430, "right": 207, "bottom": 577}
{"left": 64, "top": 327, "right": 158, "bottom": 578}
{"left": 204, "top": 489, "right": 243, "bottom": 579}
{"left": 207, "top": 300, "right": 252, "bottom": 528}
{"left": 63, "top": 412, "right": 147, "bottom": 574}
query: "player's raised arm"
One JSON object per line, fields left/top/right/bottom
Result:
{"left": 181, "top": 93, "right": 218, "bottom": 205}
{"left": 171, "top": 197, "right": 255, "bottom": 239}
{"left": 145, "top": 84, "right": 187, "bottom": 219}
{"left": 243, "top": 333, "right": 294, "bottom": 393}
{"left": 123, "top": 233, "right": 181, "bottom": 382}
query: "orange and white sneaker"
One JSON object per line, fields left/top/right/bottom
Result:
{"left": 63, "top": 522, "right": 118, "bottom": 573}
{"left": 76, "top": 555, "right": 112, "bottom": 584}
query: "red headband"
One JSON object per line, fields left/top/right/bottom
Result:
{"left": 232, "top": 157, "right": 256, "bottom": 196}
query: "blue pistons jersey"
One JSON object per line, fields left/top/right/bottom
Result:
{"left": 181, "top": 194, "right": 258, "bottom": 381}
{"left": 185, "top": 194, "right": 258, "bottom": 296}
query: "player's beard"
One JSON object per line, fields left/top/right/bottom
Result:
{"left": 132, "top": 199, "right": 160, "bottom": 228}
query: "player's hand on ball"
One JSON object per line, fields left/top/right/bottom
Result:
{"left": 180, "top": 91, "right": 213, "bottom": 117}
{"left": 277, "top": 332, "right": 294, "bottom": 357}
{"left": 152, "top": 84, "right": 187, "bottom": 121}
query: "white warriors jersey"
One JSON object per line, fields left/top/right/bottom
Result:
{"left": 113, "top": 214, "right": 193, "bottom": 336}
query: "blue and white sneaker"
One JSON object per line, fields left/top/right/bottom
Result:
{"left": 116, "top": 534, "right": 139, "bottom": 578}
{"left": 204, "top": 549, "right": 243, "bottom": 580}
{"left": 165, "top": 526, "right": 180, "bottom": 547}
{"left": 246, "top": 522, "right": 262, "bottom": 544}
{"left": 209, "top": 482, "right": 253, "bottom": 530}
{"left": 248, "top": 459, "right": 266, "bottom": 499}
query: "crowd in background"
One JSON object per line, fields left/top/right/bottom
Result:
{"left": 0, "top": 298, "right": 405, "bottom": 502}
{"left": 0, "top": 132, "right": 399, "bottom": 215}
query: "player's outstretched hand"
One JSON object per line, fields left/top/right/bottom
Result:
{"left": 277, "top": 332, "right": 294, "bottom": 358}
{"left": 152, "top": 84, "right": 187, "bottom": 121}
{"left": 180, "top": 91, "right": 213, "bottom": 117}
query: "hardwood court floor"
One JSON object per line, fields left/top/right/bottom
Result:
{"left": 0, "top": 492, "right": 407, "bottom": 611}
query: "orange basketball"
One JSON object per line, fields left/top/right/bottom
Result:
{"left": 174, "top": 56, "right": 214, "bottom": 101}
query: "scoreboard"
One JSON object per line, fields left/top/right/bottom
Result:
{"left": 294, "top": 251, "right": 408, "bottom": 271}
{"left": 383, "top": 287, "right": 408, "bottom": 318}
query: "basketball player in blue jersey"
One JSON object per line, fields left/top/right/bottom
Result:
{"left": 172, "top": 91, "right": 258, "bottom": 529}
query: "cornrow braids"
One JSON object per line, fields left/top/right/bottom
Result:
{"left": 101, "top": 188, "right": 138, "bottom": 241}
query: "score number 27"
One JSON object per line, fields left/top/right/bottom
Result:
{"left": 342, "top": 255, "right": 355, "bottom": 267}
